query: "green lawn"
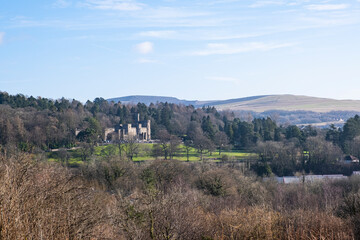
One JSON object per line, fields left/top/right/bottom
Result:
{"left": 48, "top": 143, "right": 258, "bottom": 164}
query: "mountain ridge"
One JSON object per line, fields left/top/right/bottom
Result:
{"left": 107, "top": 94, "right": 360, "bottom": 113}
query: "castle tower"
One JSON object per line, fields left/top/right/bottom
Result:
{"left": 147, "top": 119, "right": 151, "bottom": 140}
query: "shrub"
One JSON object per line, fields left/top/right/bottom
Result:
{"left": 0, "top": 154, "right": 114, "bottom": 239}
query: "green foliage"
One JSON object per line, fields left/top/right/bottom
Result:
{"left": 342, "top": 115, "right": 360, "bottom": 141}
{"left": 286, "top": 125, "right": 303, "bottom": 141}
{"left": 160, "top": 103, "right": 172, "bottom": 131}
{"left": 201, "top": 116, "right": 216, "bottom": 140}
{"left": 77, "top": 117, "right": 101, "bottom": 143}
{"left": 233, "top": 120, "right": 256, "bottom": 148}
{"left": 326, "top": 124, "right": 341, "bottom": 145}
{"left": 100, "top": 144, "right": 116, "bottom": 160}
{"left": 252, "top": 162, "right": 273, "bottom": 176}
{"left": 197, "top": 174, "right": 228, "bottom": 196}
{"left": 141, "top": 168, "right": 156, "bottom": 190}
{"left": 0, "top": 92, "right": 56, "bottom": 110}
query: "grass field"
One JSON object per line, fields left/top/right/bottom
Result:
{"left": 48, "top": 143, "right": 258, "bottom": 165}
{"left": 214, "top": 95, "right": 360, "bottom": 113}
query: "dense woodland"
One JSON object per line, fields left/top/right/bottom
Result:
{"left": 2, "top": 92, "right": 360, "bottom": 239}
{"left": 1, "top": 91, "right": 360, "bottom": 176}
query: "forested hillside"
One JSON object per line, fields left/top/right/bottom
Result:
{"left": 1, "top": 91, "right": 360, "bottom": 176}
{"left": 108, "top": 94, "right": 360, "bottom": 126}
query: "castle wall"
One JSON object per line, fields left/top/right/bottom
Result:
{"left": 105, "top": 116, "right": 151, "bottom": 141}
{"left": 104, "top": 128, "right": 115, "bottom": 141}
{"left": 121, "top": 124, "right": 137, "bottom": 140}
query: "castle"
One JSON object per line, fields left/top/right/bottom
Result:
{"left": 105, "top": 114, "right": 151, "bottom": 141}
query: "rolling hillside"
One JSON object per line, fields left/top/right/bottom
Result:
{"left": 212, "top": 95, "right": 360, "bottom": 113}
{"left": 108, "top": 94, "right": 360, "bottom": 113}
{"left": 107, "top": 95, "right": 197, "bottom": 106}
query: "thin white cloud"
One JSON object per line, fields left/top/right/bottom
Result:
{"left": 7, "top": 5, "right": 223, "bottom": 30}
{"left": 191, "top": 42, "right": 296, "bottom": 56}
{"left": 306, "top": 4, "right": 350, "bottom": 11}
{"left": 135, "top": 41, "right": 153, "bottom": 54}
{"left": 250, "top": 1, "right": 336, "bottom": 8}
{"left": 208, "top": 0, "right": 240, "bottom": 5}
{"left": 136, "top": 29, "right": 271, "bottom": 42}
{"left": 92, "top": 44, "right": 123, "bottom": 54}
{"left": 202, "top": 32, "right": 267, "bottom": 41}
{"left": 140, "top": 7, "right": 211, "bottom": 19}
{"left": 206, "top": 76, "right": 241, "bottom": 84}
{"left": 299, "top": 14, "right": 358, "bottom": 27}
{"left": 0, "top": 32, "right": 4, "bottom": 45}
{"left": 137, "top": 58, "right": 158, "bottom": 63}
{"left": 83, "top": 0, "right": 145, "bottom": 11}
{"left": 138, "top": 30, "right": 176, "bottom": 38}
{"left": 249, "top": 1, "right": 285, "bottom": 8}
{"left": 53, "top": 0, "right": 72, "bottom": 8}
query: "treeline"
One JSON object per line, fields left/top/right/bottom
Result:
{"left": 1, "top": 153, "right": 360, "bottom": 239}
{"left": 0, "top": 91, "right": 284, "bottom": 151}
{"left": 244, "top": 110, "right": 360, "bottom": 125}
{"left": 253, "top": 116, "right": 360, "bottom": 176}
{"left": 1, "top": 92, "right": 360, "bottom": 176}
{"left": 0, "top": 92, "right": 313, "bottom": 149}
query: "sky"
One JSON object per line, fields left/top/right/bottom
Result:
{"left": 1, "top": 0, "right": 360, "bottom": 102}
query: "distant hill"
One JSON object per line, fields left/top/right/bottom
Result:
{"left": 212, "top": 95, "right": 360, "bottom": 113}
{"left": 107, "top": 95, "right": 198, "bottom": 106}
{"left": 107, "top": 94, "right": 360, "bottom": 113}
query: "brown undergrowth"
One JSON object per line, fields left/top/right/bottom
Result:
{"left": 0, "top": 154, "right": 357, "bottom": 239}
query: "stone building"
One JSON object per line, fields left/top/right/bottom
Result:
{"left": 105, "top": 114, "right": 151, "bottom": 141}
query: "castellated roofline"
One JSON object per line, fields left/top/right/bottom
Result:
{"left": 104, "top": 114, "right": 151, "bottom": 141}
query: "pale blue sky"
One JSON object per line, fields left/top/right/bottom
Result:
{"left": 1, "top": 0, "right": 360, "bottom": 102}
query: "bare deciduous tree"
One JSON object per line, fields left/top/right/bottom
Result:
{"left": 0, "top": 153, "right": 115, "bottom": 239}
{"left": 124, "top": 137, "right": 140, "bottom": 161}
